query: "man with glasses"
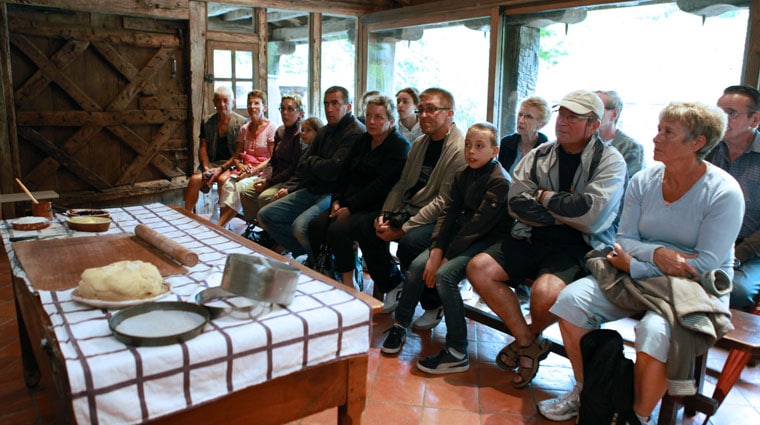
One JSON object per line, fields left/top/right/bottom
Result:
{"left": 595, "top": 90, "right": 645, "bottom": 179}
{"left": 711, "top": 84, "right": 760, "bottom": 311}
{"left": 257, "top": 86, "right": 364, "bottom": 259}
{"left": 466, "top": 90, "right": 627, "bottom": 389}
{"left": 357, "top": 87, "right": 466, "bottom": 319}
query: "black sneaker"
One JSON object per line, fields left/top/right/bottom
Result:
{"left": 416, "top": 348, "right": 469, "bottom": 374}
{"left": 381, "top": 325, "right": 406, "bottom": 355}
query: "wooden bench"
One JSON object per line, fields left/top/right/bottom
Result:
{"left": 463, "top": 299, "right": 760, "bottom": 424}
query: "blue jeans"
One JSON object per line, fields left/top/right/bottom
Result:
{"left": 256, "top": 189, "right": 330, "bottom": 257}
{"left": 731, "top": 257, "right": 760, "bottom": 311}
{"left": 394, "top": 238, "right": 495, "bottom": 354}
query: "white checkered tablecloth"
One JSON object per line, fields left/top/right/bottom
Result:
{"left": 2, "top": 203, "right": 372, "bottom": 425}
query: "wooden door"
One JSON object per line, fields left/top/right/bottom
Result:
{"left": 8, "top": 5, "right": 189, "bottom": 204}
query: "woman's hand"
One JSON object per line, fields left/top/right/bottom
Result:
{"left": 607, "top": 243, "right": 632, "bottom": 274}
{"left": 653, "top": 246, "right": 699, "bottom": 278}
{"left": 423, "top": 249, "right": 444, "bottom": 288}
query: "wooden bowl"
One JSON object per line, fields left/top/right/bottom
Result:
{"left": 66, "top": 216, "right": 111, "bottom": 232}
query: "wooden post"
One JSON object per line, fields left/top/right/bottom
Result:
{"left": 309, "top": 12, "right": 322, "bottom": 117}
{"left": 188, "top": 1, "right": 207, "bottom": 173}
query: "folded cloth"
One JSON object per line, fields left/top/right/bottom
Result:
{"left": 135, "top": 224, "right": 199, "bottom": 266}
{"left": 588, "top": 257, "right": 734, "bottom": 396}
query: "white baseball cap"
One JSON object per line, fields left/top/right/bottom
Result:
{"left": 557, "top": 90, "right": 605, "bottom": 120}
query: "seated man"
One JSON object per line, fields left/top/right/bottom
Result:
{"left": 356, "top": 87, "right": 466, "bottom": 315}
{"left": 184, "top": 86, "right": 246, "bottom": 211}
{"left": 711, "top": 84, "right": 760, "bottom": 311}
{"left": 466, "top": 90, "right": 627, "bottom": 388}
{"left": 595, "top": 90, "right": 645, "bottom": 178}
{"left": 257, "top": 86, "right": 364, "bottom": 258}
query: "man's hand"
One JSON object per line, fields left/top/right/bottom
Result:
{"left": 375, "top": 216, "right": 405, "bottom": 241}
{"left": 653, "top": 246, "right": 699, "bottom": 278}
{"left": 274, "top": 188, "right": 289, "bottom": 199}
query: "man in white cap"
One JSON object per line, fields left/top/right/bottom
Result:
{"left": 466, "top": 89, "right": 627, "bottom": 388}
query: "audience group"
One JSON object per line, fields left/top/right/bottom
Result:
{"left": 185, "top": 83, "right": 760, "bottom": 425}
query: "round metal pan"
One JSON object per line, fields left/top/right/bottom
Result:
{"left": 109, "top": 302, "right": 209, "bottom": 346}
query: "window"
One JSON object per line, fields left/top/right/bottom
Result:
{"left": 267, "top": 9, "right": 310, "bottom": 123}
{"left": 322, "top": 15, "right": 357, "bottom": 108}
{"left": 368, "top": 18, "right": 491, "bottom": 131}
{"left": 212, "top": 46, "right": 254, "bottom": 112}
{"left": 531, "top": 3, "right": 748, "bottom": 162}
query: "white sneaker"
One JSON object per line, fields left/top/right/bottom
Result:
{"left": 537, "top": 384, "right": 581, "bottom": 421}
{"left": 382, "top": 284, "right": 403, "bottom": 313}
{"left": 412, "top": 306, "right": 444, "bottom": 330}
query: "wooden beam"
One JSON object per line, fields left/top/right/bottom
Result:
{"left": 0, "top": 3, "right": 20, "bottom": 218}
{"left": 309, "top": 12, "right": 322, "bottom": 117}
{"left": 17, "top": 110, "right": 187, "bottom": 126}
{"left": 9, "top": 21, "right": 182, "bottom": 48}
{"left": 257, "top": 8, "right": 268, "bottom": 95}
{"left": 745, "top": 0, "right": 760, "bottom": 87}
{"left": 203, "top": 0, "right": 384, "bottom": 16}
{"left": 3, "top": 0, "right": 189, "bottom": 19}
{"left": 189, "top": 0, "right": 206, "bottom": 173}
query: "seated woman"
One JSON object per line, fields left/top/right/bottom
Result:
{"left": 307, "top": 95, "right": 410, "bottom": 286}
{"left": 217, "top": 90, "right": 276, "bottom": 227}
{"left": 498, "top": 95, "right": 551, "bottom": 175}
{"left": 240, "top": 107, "right": 321, "bottom": 231}
{"left": 396, "top": 87, "right": 423, "bottom": 142}
{"left": 538, "top": 102, "right": 745, "bottom": 424}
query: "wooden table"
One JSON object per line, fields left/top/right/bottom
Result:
{"left": 7, "top": 205, "right": 381, "bottom": 424}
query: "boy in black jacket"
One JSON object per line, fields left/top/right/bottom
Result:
{"left": 381, "top": 122, "right": 513, "bottom": 374}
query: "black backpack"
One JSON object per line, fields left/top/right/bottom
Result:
{"left": 577, "top": 329, "right": 640, "bottom": 425}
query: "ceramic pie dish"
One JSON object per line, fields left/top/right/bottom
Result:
{"left": 66, "top": 216, "right": 111, "bottom": 232}
{"left": 66, "top": 209, "right": 110, "bottom": 218}
{"left": 11, "top": 216, "right": 51, "bottom": 231}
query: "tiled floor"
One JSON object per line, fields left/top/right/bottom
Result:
{"left": 2, "top": 224, "right": 760, "bottom": 424}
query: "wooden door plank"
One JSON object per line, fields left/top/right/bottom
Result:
{"left": 17, "top": 127, "right": 110, "bottom": 190}
{"left": 11, "top": 22, "right": 182, "bottom": 48}
{"left": 107, "top": 124, "right": 183, "bottom": 180}
{"left": 91, "top": 40, "right": 139, "bottom": 80}
{"left": 107, "top": 47, "right": 173, "bottom": 110}
{"left": 11, "top": 36, "right": 97, "bottom": 111}
{"left": 115, "top": 120, "right": 183, "bottom": 185}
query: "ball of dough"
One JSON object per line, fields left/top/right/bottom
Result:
{"left": 78, "top": 260, "right": 163, "bottom": 301}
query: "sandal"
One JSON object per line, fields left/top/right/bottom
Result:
{"left": 495, "top": 340, "right": 520, "bottom": 370}
{"left": 512, "top": 335, "right": 551, "bottom": 389}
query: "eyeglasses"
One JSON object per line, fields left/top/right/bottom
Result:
{"left": 556, "top": 110, "right": 594, "bottom": 124}
{"left": 415, "top": 106, "right": 450, "bottom": 115}
{"left": 518, "top": 112, "right": 536, "bottom": 120}
{"left": 724, "top": 109, "right": 756, "bottom": 119}
{"left": 279, "top": 106, "right": 299, "bottom": 112}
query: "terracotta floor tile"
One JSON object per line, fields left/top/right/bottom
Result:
{"left": 421, "top": 406, "right": 481, "bottom": 425}
{"left": 362, "top": 401, "right": 422, "bottom": 425}
{"left": 369, "top": 374, "right": 427, "bottom": 405}
{"left": 424, "top": 378, "right": 479, "bottom": 411}
{"left": 481, "top": 412, "right": 540, "bottom": 424}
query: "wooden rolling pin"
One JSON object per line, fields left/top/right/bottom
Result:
{"left": 134, "top": 224, "right": 199, "bottom": 267}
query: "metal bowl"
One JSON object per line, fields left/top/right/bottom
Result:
{"left": 220, "top": 254, "right": 300, "bottom": 306}
{"left": 109, "top": 301, "right": 209, "bottom": 346}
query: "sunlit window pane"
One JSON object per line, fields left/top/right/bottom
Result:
{"left": 368, "top": 18, "right": 490, "bottom": 131}
{"left": 268, "top": 9, "right": 309, "bottom": 124}
{"left": 322, "top": 15, "right": 356, "bottom": 107}
{"left": 534, "top": 3, "right": 748, "bottom": 164}
{"left": 236, "top": 51, "right": 253, "bottom": 79}
{"left": 214, "top": 50, "right": 232, "bottom": 79}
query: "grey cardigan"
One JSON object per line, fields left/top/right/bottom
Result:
{"left": 382, "top": 123, "right": 467, "bottom": 234}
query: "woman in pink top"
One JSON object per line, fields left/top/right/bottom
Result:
{"left": 218, "top": 90, "right": 276, "bottom": 227}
